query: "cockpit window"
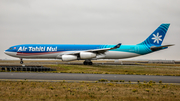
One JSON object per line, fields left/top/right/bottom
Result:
{"left": 9, "top": 48, "right": 12, "bottom": 50}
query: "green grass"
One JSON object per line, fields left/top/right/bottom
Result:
{"left": 47, "top": 64, "right": 180, "bottom": 76}
{"left": 0, "top": 81, "right": 180, "bottom": 101}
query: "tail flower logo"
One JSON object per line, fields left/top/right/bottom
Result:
{"left": 151, "top": 33, "right": 162, "bottom": 44}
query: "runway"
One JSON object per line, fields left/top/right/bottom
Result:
{"left": 0, "top": 72, "right": 179, "bottom": 83}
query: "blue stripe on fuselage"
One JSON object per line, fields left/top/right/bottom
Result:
{"left": 5, "top": 44, "right": 157, "bottom": 55}
{"left": 6, "top": 44, "right": 106, "bottom": 53}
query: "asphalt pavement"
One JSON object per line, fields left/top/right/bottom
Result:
{"left": 0, "top": 72, "right": 179, "bottom": 83}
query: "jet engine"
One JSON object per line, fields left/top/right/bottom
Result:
{"left": 62, "top": 55, "right": 77, "bottom": 61}
{"left": 80, "top": 52, "right": 96, "bottom": 59}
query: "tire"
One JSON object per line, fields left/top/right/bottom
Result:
{"left": 83, "top": 62, "right": 87, "bottom": 65}
{"left": 20, "top": 61, "right": 23, "bottom": 64}
{"left": 88, "top": 62, "right": 93, "bottom": 65}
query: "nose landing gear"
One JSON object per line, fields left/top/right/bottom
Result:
{"left": 20, "top": 58, "right": 23, "bottom": 64}
{"left": 83, "top": 60, "right": 93, "bottom": 65}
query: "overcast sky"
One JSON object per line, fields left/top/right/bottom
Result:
{"left": 0, "top": 0, "right": 180, "bottom": 60}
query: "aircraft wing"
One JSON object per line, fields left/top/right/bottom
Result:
{"left": 150, "top": 44, "right": 174, "bottom": 51}
{"left": 86, "top": 43, "right": 121, "bottom": 54}
{"left": 65, "top": 43, "right": 121, "bottom": 55}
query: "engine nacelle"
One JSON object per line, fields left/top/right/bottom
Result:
{"left": 62, "top": 55, "right": 77, "bottom": 61}
{"left": 80, "top": 52, "right": 96, "bottom": 59}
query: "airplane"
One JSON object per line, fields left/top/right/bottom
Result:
{"left": 4, "top": 23, "right": 174, "bottom": 65}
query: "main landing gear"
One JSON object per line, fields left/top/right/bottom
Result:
{"left": 83, "top": 60, "right": 93, "bottom": 65}
{"left": 20, "top": 58, "right": 23, "bottom": 64}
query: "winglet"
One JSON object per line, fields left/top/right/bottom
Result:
{"left": 113, "top": 43, "right": 121, "bottom": 48}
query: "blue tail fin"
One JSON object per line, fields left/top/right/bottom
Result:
{"left": 138, "top": 23, "right": 170, "bottom": 46}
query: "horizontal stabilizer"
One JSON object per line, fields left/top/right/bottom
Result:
{"left": 150, "top": 44, "right": 174, "bottom": 51}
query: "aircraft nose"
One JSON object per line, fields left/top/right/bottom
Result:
{"left": 4, "top": 50, "right": 7, "bottom": 54}
{"left": 4, "top": 50, "right": 15, "bottom": 56}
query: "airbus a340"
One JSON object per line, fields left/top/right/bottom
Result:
{"left": 4, "top": 23, "right": 173, "bottom": 65}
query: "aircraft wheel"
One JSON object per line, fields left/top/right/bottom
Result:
{"left": 88, "top": 62, "right": 93, "bottom": 65}
{"left": 20, "top": 61, "right": 23, "bottom": 64}
{"left": 83, "top": 61, "right": 88, "bottom": 65}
